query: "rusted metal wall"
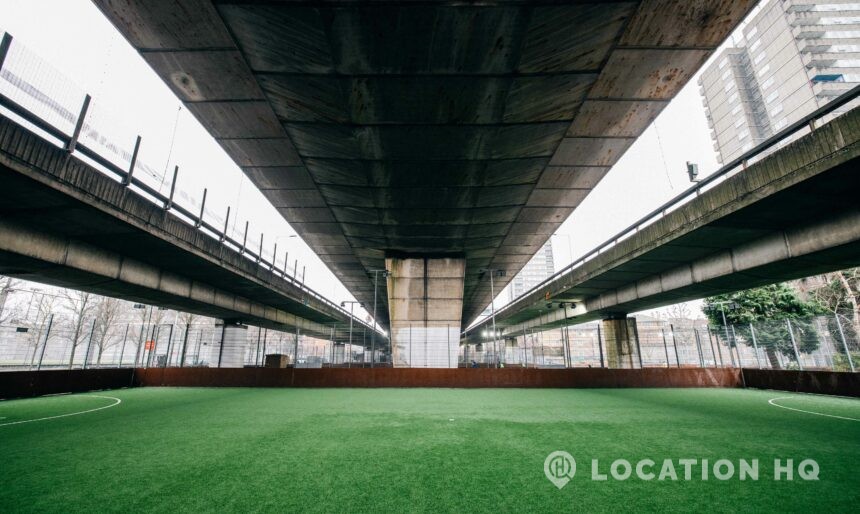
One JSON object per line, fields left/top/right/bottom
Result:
{"left": 134, "top": 367, "right": 741, "bottom": 389}
{"left": 0, "top": 369, "right": 134, "bottom": 400}
{"left": 743, "top": 369, "right": 860, "bottom": 397}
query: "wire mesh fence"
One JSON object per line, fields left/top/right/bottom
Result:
{"left": 1, "top": 313, "right": 859, "bottom": 371}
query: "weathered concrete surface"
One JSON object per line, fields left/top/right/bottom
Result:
{"left": 94, "top": 0, "right": 757, "bottom": 329}
{"left": 387, "top": 257, "right": 463, "bottom": 367}
{"left": 469, "top": 105, "right": 860, "bottom": 338}
{"left": 602, "top": 317, "right": 639, "bottom": 369}
{"left": 0, "top": 115, "right": 379, "bottom": 343}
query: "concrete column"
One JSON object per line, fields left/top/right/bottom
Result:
{"left": 601, "top": 316, "right": 639, "bottom": 369}
{"left": 217, "top": 321, "right": 248, "bottom": 368}
{"left": 387, "top": 257, "right": 464, "bottom": 368}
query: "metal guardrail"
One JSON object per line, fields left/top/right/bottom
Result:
{"left": 0, "top": 31, "right": 379, "bottom": 335}
{"left": 480, "top": 83, "right": 860, "bottom": 327}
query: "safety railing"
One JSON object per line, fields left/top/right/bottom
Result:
{"left": 0, "top": 32, "right": 377, "bottom": 334}
{"left": 482, "top": 83, "right": 860, "bottom": 326}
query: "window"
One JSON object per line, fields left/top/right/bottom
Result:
{"left": 753, "top": 52, "right": 767, "bottom": 65}
{"left": 731, "top": 104, "right": 742, "bottom": 116}
{"left": 750, "top": 39, "right": 761, "bottom": 52}
{"left": 738, "top": 129, "right": 750, "bottom": 141}
{"left": 721, "top": 69, "right": 731, "bottom": 81}
{"left": 724, "top": 81, "right": 736, "bottom": 93}
{"left": 734, "top": 117, "right": 746, "bottom": 128}
{"left": 746, "top": 26, "right": 758, "bottom": 39}
{"left": 770, "top": 103, "right": 784, "bottom": 117}
{"left": 719, "top": 57, "right": 729, "bottom": 70}
{"left": 761, "top": 76, "right": 775, "bottom": 90}
{"left": 765, "top": 90, "right": 779, "bottom": 104}
{"left": 728, "top": 92, "right": 739, "bottom": 104}
{"left": 757, "top": 63, "right": 771, "bottom": 77}
{"left": 773, "top": 118, "right": 788, "bottom": 130}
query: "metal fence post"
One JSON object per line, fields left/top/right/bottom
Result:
{"left": 261, "top": 328, "right": 268, "bottom": 367}
{"left": 596, "top": 324, "right": 605, "bottom": 368}
{"left": 118, "top": 323, "right": 130, "bottom": 368}
{"left": 661, "top": 327, "right": 670, "bottom": 368}
{"left": 165, "top": 165, "right": 179, "bottom": 210}
{"left": 0, "top": 33, "right": 13, "bottom": 71}
{"left": 67, "top": 94, "right": 91, "bottom": 153}
{"left": 36, "top": 314, "right": 53, "bottom": 371}
{"left": 217, "top": 323, "right": 226, "bottom": 368}
{"left": 730, "top": 325, "right": 743, "bottom": 368}
{"left": 294, "top": 326, "right": 300, "bottom": 366}
{"left": 693, "top": 328, "right": 705, "bottom": 368}
{"left": 670, "top": 324, "right": 680, "bottom": 368}
{"left": 82, "top": 319, "right": 96, "bottom": 370}
{"left": 834, "top": 314, "right": 855, "bottom": 372}
{"left": 124, "top": 136, "right": 141, "bottom": 186}
{"left": 179, "top": 323, "right": 190, "bottom": 368}
{"left": 708, "top": 328, "right": 723, "bottom": 367}
{"left": 195, "top": 188, "right": 207, "bottom": 228}
{"left": 786, "top": 319, "right": 803, "bottom": 371}
{"left": 220, "top": 206, "right": 231, "bottom": 243}
{"left": 749, "top": 323, "right": 762, "bottom": 369}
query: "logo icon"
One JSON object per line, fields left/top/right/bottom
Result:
{"left": 544, "top": 451, "right": 576, "bottom": 489}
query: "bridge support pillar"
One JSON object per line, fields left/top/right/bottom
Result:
{"left": 601, "top": 316, "right": 639, "bottom": 369}
{"left": 216, "top": 321, "right": 248, "bottom": 368}
{"left": 386, "top": 257, "right": 464, "bottom": 368}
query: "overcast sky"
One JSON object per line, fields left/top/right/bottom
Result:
{"left": 0, "top": 0, "right": 766, "bottom": 324}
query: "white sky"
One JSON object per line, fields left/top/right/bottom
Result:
{"left": 0, "top": 0, "right": 766, "bottom": 324}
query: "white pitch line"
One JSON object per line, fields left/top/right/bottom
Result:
{"left": 768, "top": 396, "right": 860, "bottom": 422}
{"left": 0, "top": 395, "right": 122, "bottom": 427}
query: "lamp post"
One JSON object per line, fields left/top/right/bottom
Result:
{"left": 368, "top": 269, "right": 389, "bottom": 368}
{"left": 340, "top": 300, "right": 363, "bottom": 368}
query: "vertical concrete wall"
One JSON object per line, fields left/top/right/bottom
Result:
{"left": 387, "top": 257, "right": 464, "bottom": 368}
{"left": 602, "top": 318, "right": 639, "bottom": 369}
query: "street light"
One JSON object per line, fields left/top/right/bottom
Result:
{"left": 340, "top": 300, "right": 364, "bottom": 368}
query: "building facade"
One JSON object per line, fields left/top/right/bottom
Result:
{"left": 508, "top": 240, "right": 555, "bottom": 303}
{"left": 699, "top": 0, "right": 860, "bottom": 164}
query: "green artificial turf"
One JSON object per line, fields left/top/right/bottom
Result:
{"left": 0, "top": 387, "right": 858, "bottom": 513}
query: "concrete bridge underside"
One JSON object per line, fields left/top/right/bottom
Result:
{"left": 95, "top": 0, "right": 757, "bottom": 332}
{"left": 468, "top": 106, "right": 860, "bottom": 341}
{"left": 0, "top": 115, "right": 378, "bottom": 344}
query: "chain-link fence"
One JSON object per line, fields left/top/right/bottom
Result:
{"left": 459, "top": 314, "right": 860, "bottom": 371}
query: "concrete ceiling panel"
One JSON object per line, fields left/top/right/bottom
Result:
{"left": 536, "top": 166, "right": 609, "bottom": 189}
{"left": 518, "top": 3, "right": 635, "bottom": 73}
{"left": 260, "top": 189, "right": 327, "bottom": 208}
{"left": 549, "top": 137, "right": 635, "bottom": 166}
{"left": 219, "top": 138, "right": 302, "bottom": 167}
{"left": 143, "top": 51, "right": 263, "bottom": 102}
{"left": 503, "top": 74, "right": 595, "bottom": 122}
{"left": 589, "top": 49, "right": 710, "bottom": 100}
{"left": 244, "top": 166, "right": 315, "bottom": 189}
{"left": 526, "top": 188, "right": 590, "bottom": 208}
{"left": 567, "top": 100, "right": 666, "bottom": 138}
{"left": 276, "top": 208, "right": 336, "bottom": 223}
{"left": 186, "top": 101, "right": 283, "bottom": 139}
{"left": 620, "top": 0, "right": 758, "bottom": 47}
{"left": 93, "top": 0, "right": 233, "bottom": 49}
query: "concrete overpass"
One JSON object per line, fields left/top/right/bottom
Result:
{"left": 467, "top": 99, "right": 860, "bottom": 365}
{"left": 0, "top": 111, "right": 382, "bottom": 360}
{"left": 94, "top": 0, "right": 757, "bottom": 365}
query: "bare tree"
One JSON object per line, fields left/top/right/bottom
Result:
{"left": 91, "top": 297, "right": 127, "bottom": 367}
{"left": 26, "top": 294, "right": 57, "bottom": 368}
{"left": 176, "top": 311, "right": 200, "bottom": 366}
{"left": 0, "top": 275, "right": 20, "bottom": 324}
{"left": 62, "top": 290, "right": 95, "bottom": 369}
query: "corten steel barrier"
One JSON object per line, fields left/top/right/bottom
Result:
{"left": 133, "top": 367, "right": 742, "bottom": 389}
{"left": 0, "top": 368, "right": 133, "bottom": 399}
{"left": 742, "top": 369, "right": 860, "bottom": 397}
